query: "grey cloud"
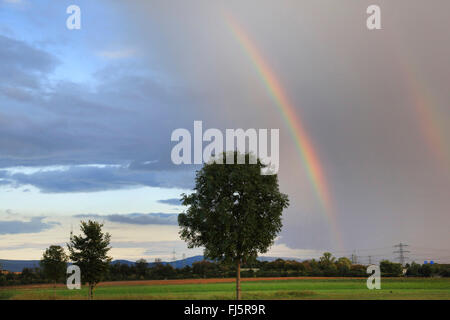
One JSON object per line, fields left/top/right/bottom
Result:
{"left": 74, "top": 213, "right": 179, "bottom": 225}
{"left": 110, "top": 240, "right": 181, "bottom": 248}
{"left": 0, "top": 217, "right": 60, "bottom": 235}
{"left": 0, "top": 35, "right": 58, "bottom": 91}
{"left": 0, "top": 62, "right": 205, "bottom": 171}
{"left": 157, "top": 198, "right": 182, "bottom": 206}
{"left": 0, "top": 35, "right": 57, "bottom": 73}
{"left": 0, "top": 23, "right": 223, "bottom": 171}
{"left": 0, "top": 165, "right": 194, "bottom": 193}
{"left": 0, "top": 179, "right": 12, "bottom": 186}
{"left": 142, "top": 241, "right": 199, "bottom": 256}
{"left": 0, "top": 242, "right": 64, "bottom": 251}
{"left": 0, "top": 86, "right": 34, "bottom": 102}
{"left": 110, "top": 240, "right": 203, "bottom": 260}
{"left": 0, "top": 171, "right": 13, "bottom": 186}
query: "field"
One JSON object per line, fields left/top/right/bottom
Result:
{"left": 1, "top": 277, "right": 449, "bottom": 300}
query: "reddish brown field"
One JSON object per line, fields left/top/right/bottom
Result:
{"left": 1, "top": 276, "right": 366, "bottom": 290}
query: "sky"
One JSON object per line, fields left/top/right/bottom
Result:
{"left": 0, "top": 0, "right": 449, "bottom": 264}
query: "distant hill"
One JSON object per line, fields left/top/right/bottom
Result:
{"left": 257, "top": 256, "right": 304, "bottom": 262}
{"left": 0, "top": 256, "right": 206, "bottom": 272}
{"left": 1, "top": 255, "right": 303, "bottom": 273}
{"left": 111, "top": 255, "right": 206, "bottom": 269}
{"left": 0, "top": 259, "right": 40, "bottom": 273}
{"left": 111, "top": 256, "right": 303, "bottom": 269}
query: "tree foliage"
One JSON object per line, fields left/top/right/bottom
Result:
{"left": 380, "top": 260, "right": 403, "bottom": 277}
{"left": 135, "top": 259, "right": 148, "bottom": 279}
{"left": 2, "top": 257, "right": 449, "bottom": 287}
{"left": 178, "top": 152, "right": 289, "bottom": 299}
{"left": 40, "top": 245, "right": 68, "bottom": 285}
{"left": 67, "top": 220, "right": 112, "bottom": 299}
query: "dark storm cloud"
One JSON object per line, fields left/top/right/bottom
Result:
{"left": 157, "top": 198, "right": 182, "bottom": 206}
{"left": 0, "top": 217, "right": 60, "bottom": 235}
{"left": 0, "top": 165, "right": 195, "bottom": 192}
{"left": 0, "top": 72, "right": 174, "bottom": 168}
{"left": 0, "top": 34, "right": 58, "bottom": 90}
{"left": 0, "top": 35, "right": 57, "bottom": 72}
{"left": 116, "top": 0, "right": 450, "bottom": 252}
{"left": 0, "top": 36, "right": 198, "bottom": 192}
{"left": 74, "top": 213, "right": 179, "bottom": 225}
{"left": 0, "top": 57, "right": 197, "bottom": 170}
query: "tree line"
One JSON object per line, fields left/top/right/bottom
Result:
{"left": 1, "top": 251, "right": 448, "bottom": 288}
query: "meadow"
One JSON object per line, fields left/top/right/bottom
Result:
{"left": 0, "top": 277, "right": 449, "bottom": 300}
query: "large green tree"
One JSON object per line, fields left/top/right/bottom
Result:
{"left": 40, "top": 245, "right": 68, "bottom": 284}
{"left": 336, "top": 257, "right": 352, "bottom": 275}
{"left": 178, "top": 152, "right": 289, "bottom": 299}
{"left": 319, "top": 252, "right": 336, "bottom": 266}
{"left": 40, "top": 245, "right": 68, "bottom": 298}
{"left": 67, "top": 220, "right": 112, "bottom": 299}
{"left": 135, "top": 259, "right": 148, "bottom": 279}
{"left": 380, "top": 260, "right": 403, "bottom": 277}
{"left": 319, "top": 252, "right": 338, "bottom": 276}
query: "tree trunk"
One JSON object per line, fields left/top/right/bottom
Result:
{"left": 236, "top": 260, "right": 241, "bottom": 300}
{"left": 89, "top": 284, "right": 94, "bottom": 300}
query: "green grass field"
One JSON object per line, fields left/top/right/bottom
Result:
{"left": 1, "top": 278, "right": 449, "bottom": 300}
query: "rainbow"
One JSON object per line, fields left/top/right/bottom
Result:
{"left": 387, "top": 33, "right": 450, "bottom": 174}
{"left": 225, "top": 14, "right": 343, "bottom": 249}
{"left": 401, "top": 63, "right": 450, "bottom": 171}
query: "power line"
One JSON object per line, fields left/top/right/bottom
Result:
{"left": 394, "top": 243, "right": 410, "bottom": 266}
{"left": 172, "top": 249, "right": 176, "bottom": 261}
{"left": 312, "top": 245, "right": 449, "bottom": 264}
{"left": 332, "top": 246, "right": 392, "bottom": 253}
{"left": 171, "top": 249, "right": 177, "bottom": 267}
{"left": 409, "top": 246, "right": 450, "bottom": 252}
{"left": 351, "top": 251, "right": 358, "bottom": 264}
